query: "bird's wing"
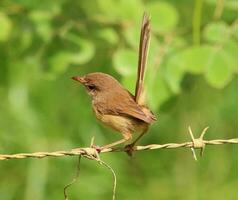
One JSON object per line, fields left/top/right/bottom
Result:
{"left": 134, "top": 12, "right": 151, "bottom": 105}
{"left": 97, "top": 91, "right": 155, "bottom": 124}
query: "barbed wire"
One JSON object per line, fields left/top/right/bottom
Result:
{"left": 1, "top": 126, "right": 238, "bottom": 200}
{"left": 0, "top": 126, "right": 238, "bottom": 161}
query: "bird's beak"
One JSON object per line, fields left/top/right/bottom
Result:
{"left": 71, "top": 76, "right": 86, "bottom": 84}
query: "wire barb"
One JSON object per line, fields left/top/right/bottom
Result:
{"left": 188, "top": 126, "right": 208, "bottom": 161}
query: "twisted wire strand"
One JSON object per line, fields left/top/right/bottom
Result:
{"left": 2, "top": 128, "right": 237, "bottom": 200}
{"left": 1, "top": 138, "right": 238, "bottom": 161}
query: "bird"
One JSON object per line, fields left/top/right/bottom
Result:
{"left": 72, "top": 13, "right": 157, "bottom": 154}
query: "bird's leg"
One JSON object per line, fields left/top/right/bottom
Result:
{"left": 99, "top": 132, "right": 132, "bottom": 150}
{"left": 125, "top": 128, "right": 148, "bottom": 156}
{"left": 131, "top": 130, "right": 147, "bottom": 146}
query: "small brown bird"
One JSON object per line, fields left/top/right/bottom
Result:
{"left": 72, "top": 13, "right": 157, "bottom": 153}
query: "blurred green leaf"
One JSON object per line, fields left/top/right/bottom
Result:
{"left": 97, "top": 0, "right": 144, "bottom": 22}
{"left": 222, "top": 39, "right": 238, "bottom": 72}
{"left": 146, "top": 73, "right": 170, "bottom": 110}
{"left": 205, "top": 0, "right": 238, "bottom": 10}
{"left": 121, "top": 74, "right": 136, "bottom": 94}
{"left": 20, "top": 29, "right": 33, "bottom": 51}
{"left": 49, "top": 51, "right": 72, "bottom": 74}
{"left": 123, "top": 22, "right": 140, "bottom": 48}
{"left": 147, "top": 36, "right": 161, "bottom": 69}
{"left": 116, "top": 0, "right": 144, "bottom": 21}
{"left": 12, "top": 0, "right": 63, "bottom": 10}
{"left": 167, "top": 44, "right": 235, "bottom": 89}
{"left": 48, "top": 34, "right": 95, "bottom": 76}
{"left": 181, "top": 45, "right": 214, "bottom": 74}
{"left": 204, "top": 21, "right": 230, "bottom": 43}
{"left": 29, "top": 10, "right": 53, "bottom": 41}
{"left": 205, "top": 49, "right": 233, "bottom": 88}
{"left": 64, "top": 33, "right": 95, "bottom": 65}
{"left": 165, "top": 54, "right": 185, "bottom": 93}
{"left": 0, "top": 12, "right": 12, "bottom": 42}
{"left": 97, "top": 28, "right": 119, "bottom": 44}
{"left": 113, "top": 48, "right": 137, "bottom": 76}
{"left": 167, "top": 36, "right": 187, "bottom": 53}
{"left": 70, "top": 40, "right": 95, "bottom": 65}
{"left": 226, "top": 0, "right": 238, "bottom": 10}
{"left": 232, "top": 23, "right": 238, "bottom": 39}
{"left": 146, "top": 2, "right": 178, "bottom": 33}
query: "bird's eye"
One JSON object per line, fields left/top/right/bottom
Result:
{"left": 87, "top": 85, "right": 96, "bottom": 91}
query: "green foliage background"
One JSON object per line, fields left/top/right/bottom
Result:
{"left": 0, "top": 0, "right": 238, "bottom": 199}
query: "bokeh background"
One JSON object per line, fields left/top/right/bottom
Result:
{"left": 0, "top": 0, "right": 238, "bottom": 199}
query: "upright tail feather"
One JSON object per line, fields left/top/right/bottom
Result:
{"left": 135, "top": 12, "right": 151, "bottom": 105}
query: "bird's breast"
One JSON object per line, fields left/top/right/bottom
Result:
{"left": 92, "top": 105, "right": 148, "bottom": 134}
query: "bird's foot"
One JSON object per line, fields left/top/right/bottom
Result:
{"left": 124, "top": 143, "right": 135, "bottom": 157}
{"left": 91, "top": 144, "right": 102, "bottom": 154}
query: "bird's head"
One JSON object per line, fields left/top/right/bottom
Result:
{"left": 72, "top": 72, "right": 121, "bottom": 98}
